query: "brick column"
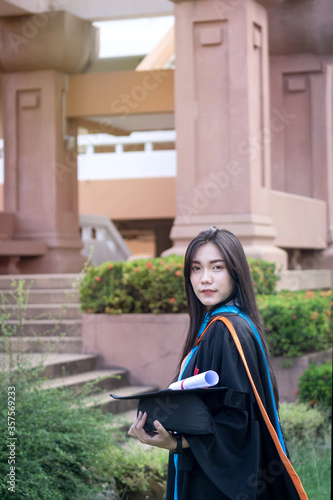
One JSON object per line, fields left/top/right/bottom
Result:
{"left": 0, "top": 11, "right": 98, "bottom": 273}
{"left": 267, "top": 0, "right": 333, "bottom": 269}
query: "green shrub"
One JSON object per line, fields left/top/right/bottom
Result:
{"left": 95, "top": 437, "right": 168, "bottom": 497}
{"left": 78, "top": 261, "right": 134, "bottom": 314}
{"left": 298, "top": 362, "right": 332, "bottom": 415}
{"left": 79, "top": 256, "right": 278, "bottom": 314}
{"left": 279, "top": 402, "right": 329, "bottom": 446}
{"left": 79, "top": 256, "right": 187, "bottom": 314}
{"left": 0, "top": 370, "right": 119, "bottom": 500}
{"left": 258, "top": 290, "right": 333, "bottom": 357}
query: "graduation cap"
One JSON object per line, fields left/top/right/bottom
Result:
{"left": 110, "top": 386, "right": 249, "bottom": 435}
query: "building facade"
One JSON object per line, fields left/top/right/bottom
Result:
{"left": 0, "top": 0, "right": 332, "bottom": 273}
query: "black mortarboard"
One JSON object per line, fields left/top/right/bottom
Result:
{"left": 110, "top": 387, "right": 249, "bottom": 435}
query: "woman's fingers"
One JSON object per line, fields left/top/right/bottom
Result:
{"left": 128, "top": 411, "right": 147, "bottom": 438}
{"left": 153, "top": 420, "right": 168, "bottom": 436}
{"left": 128, "top": 414, "right": 176, "bottom": 451}
{"left": 128, "top": 410, "right": 142, "bottom": 428}
{"left": 136, "top": 411, "right": 148, "bottom": 429}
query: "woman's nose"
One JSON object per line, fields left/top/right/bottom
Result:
{"left": 201, "top": 269, "right": 212, "bottom": 283}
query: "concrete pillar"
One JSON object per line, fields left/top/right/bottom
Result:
{"left": 167, "top": 0, "right": 288, "bottom": 269}
{"left": 0, "top": 11, "right": 98, "bottom": 273}
{"left": 267, "top": 0, "right": 333, "bottom": 269}
{"left": 270, "top": 56, "right": 333, "bottom": 269}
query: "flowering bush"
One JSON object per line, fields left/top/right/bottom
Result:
{"left": 79, "top": 256, "right": 278, "bottom": 314}
{"left": 247, "top": 258, "right": 279, "bottom": 295}
{"left": 258, "top": 290, "right": 333, "bottom": 357}
{"left": 79, "top": 256, "right": 187, "bottom": 314}
{"left": 79, "top": 259, "right": 332, "bottom": 357}
{"left": 79, "top": 261, "right": 133, "bottom": 315}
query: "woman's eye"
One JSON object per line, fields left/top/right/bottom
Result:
{"left": 191, "top": 266, "right": 200, "bottom": 272}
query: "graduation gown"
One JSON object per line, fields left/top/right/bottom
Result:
{"left": 165, "top": 311, "right": 307, "bottom": 500}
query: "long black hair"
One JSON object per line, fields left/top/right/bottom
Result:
{"left": 178, "top": 226, "right": 279, "bottom": 406}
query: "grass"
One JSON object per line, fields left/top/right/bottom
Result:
{"left": 291, "top": 441, "right": 331, "bottom": 500}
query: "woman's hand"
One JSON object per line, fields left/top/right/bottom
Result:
{"left": 128, "top": 411, "right": 189, "bottom": 451}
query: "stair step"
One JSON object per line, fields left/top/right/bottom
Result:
{"left": 0, "top": 336, "right": 82, "bottom": 353}
{"left": 41, "top": 369, "right": 128, "bottom": 394}
{"left": 0, "top": 352, "right": 99, "bottom": 377}
{"left": 1, "top": 319, "right": 82, "bottom": 336}
{"left": 0, "top": 289, "right": 79, "bottom": 305}
{"left": 40, "top": 353, "right": 99, "bottom": 378}
{"left": 84, "top": 385, "right": 158, "bottom": 414}
{"left": 0, "top": 274, "right": 82, "bottom": 290}
{"left": 0, "top": 304, "right": 82, "bottom": 320}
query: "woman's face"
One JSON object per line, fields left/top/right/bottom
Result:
{"left": 190, "top": 242, "right": 234, "bottom": 311}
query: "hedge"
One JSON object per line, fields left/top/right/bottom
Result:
{"left": 258, "top": 290, "right": 332, "bottom": 357}
{"left": 298, "top": 362, "right": 332, "bottom": 415}
{"left": 79, "top": 255, "right": 278, "bottom": 314}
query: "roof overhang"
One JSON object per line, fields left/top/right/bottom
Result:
{"left": 0, "top": 0, "right": 174, "bottom": 21}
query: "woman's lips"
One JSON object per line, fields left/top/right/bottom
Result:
{"left": 201, "top": 290, "right": 216, "bottom": 295}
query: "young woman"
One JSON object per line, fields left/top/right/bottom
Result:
{"left": 128, "top": 227, "right": 307, "bottom": 500}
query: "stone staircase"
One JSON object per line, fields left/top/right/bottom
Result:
{"left": 38, "top": 353, "right": 157, "bottom": 415}
{"left": 0, "top": 273, "right": 83, "bottom": 353}
{"left": 0, "top": 274, "right": 157, "bottom": 415}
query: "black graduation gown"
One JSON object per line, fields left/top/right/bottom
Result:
{"left": 165, "top": 312, "right": 304, "bottom": 500}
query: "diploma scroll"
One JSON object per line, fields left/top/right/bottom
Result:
{"left": 168, "top": 370, "right": 219, "bottom": 390}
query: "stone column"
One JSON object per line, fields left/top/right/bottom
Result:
{"left": 267, "top": 0, "right": 333, "bottom": 270}
{"left": 167, "top": 0, "right": 288, "bottom": 269}
{"left": 0, "top": 11, "right": 98, "bottom": 273}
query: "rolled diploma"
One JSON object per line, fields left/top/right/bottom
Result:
{"left": 168, "top": 370, "right": 219, "bottom": 390}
